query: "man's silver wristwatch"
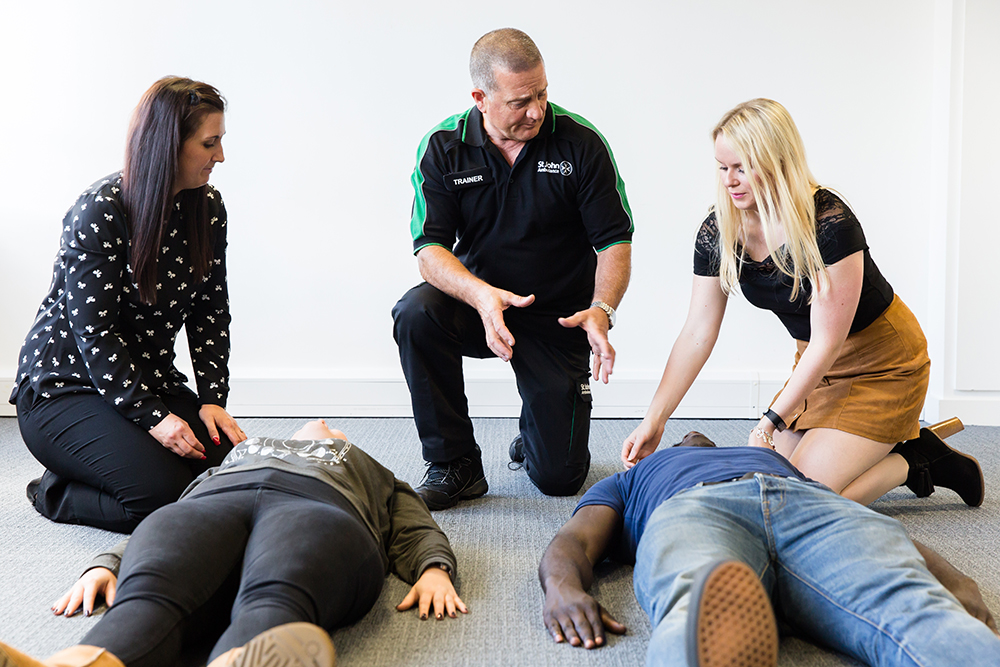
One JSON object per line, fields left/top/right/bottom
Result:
{"left": 590, "top": 301, "right": 616, "bottom": 329}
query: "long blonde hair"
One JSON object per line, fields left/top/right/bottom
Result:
{"left": 712, "top": 98, "right": 827, "bottom": 301}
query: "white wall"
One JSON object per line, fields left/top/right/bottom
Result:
{"left": 924, "top": 0, "right": 1000, "bottom": 424}
{"left": 1, "top": 0, "right": 996, "bottom": 423}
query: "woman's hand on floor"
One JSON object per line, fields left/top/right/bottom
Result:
{"left": 52, "top": 567, "right": 117, "bottom": 618}
{"left": 396, "top": 566, "right": 467, "bottom": 621}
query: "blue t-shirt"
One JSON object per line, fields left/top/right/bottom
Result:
{"left": 575, "top": 447, "right": 809, "bottom": 563}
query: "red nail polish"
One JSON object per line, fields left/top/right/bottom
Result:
{"left": 213, "top": 436, "right": 221, "bottom": 445}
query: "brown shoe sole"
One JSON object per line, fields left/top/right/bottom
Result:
{"left": 224, "top": 623, "right": 335, "bottom": 667}
{"left": 687, "top": 561, "right": 778, "bottom": 667}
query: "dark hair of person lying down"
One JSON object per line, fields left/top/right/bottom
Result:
{"left": 672, "top": 432, "right": 717, "bottom": 448}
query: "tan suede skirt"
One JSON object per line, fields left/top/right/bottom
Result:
{"left": 773, "top": 295, "right": 930, "bottom": 444}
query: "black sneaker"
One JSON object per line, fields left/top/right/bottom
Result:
{"left": 508, "top": 433, "right": 525, "bottom": 470}
{"left": 415, "top": 447, "right": 488, "bottom": 510}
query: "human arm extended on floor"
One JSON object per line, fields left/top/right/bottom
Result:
{"left": 386, "top": 477, "right": 465, "bottom": 622}
{"left": 914, "top": 539, "right": 998, "bottom": 634}
{"left": 539, "top": 505, "right": 626, "bottom": 648}
{"left": 50, "top": 538, "right": 128, "bottom": 617}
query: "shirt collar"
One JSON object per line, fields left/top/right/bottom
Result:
{"left": 462, "top": 104, "right": 557, "bottom": 148}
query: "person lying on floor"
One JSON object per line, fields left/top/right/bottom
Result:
{"left": 539, "top": 432, "right": 998, "bottom": 667}
{"left": 0, "top": 420, "right": 465, "bottom": 667}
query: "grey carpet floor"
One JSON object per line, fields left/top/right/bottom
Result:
{"left": 1, "top": 416, "right": 997, "bottom": 666}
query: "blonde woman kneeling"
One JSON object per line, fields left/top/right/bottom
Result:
{"left": 622, "top": 98, "right": 983, "bottom": 507}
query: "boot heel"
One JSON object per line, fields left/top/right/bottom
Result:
{"left": 927, "top": 417, "right": 964, "bottom": 440}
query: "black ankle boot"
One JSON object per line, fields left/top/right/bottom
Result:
{"left": 892, "top": 428, "right": 984, "bottom": 507}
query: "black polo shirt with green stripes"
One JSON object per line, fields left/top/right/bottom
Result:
{"left": 409, "top": 103, "right": 633, "bottom": 315}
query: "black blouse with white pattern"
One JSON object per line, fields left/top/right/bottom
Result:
{"left": 9, "top": 172, "right": 232, "bottom": 430}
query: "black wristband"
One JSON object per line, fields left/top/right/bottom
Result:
{"left": 429, "top": 562, "right": 452, "bottom": 577}
{"left": 763, "top": 409, "right": 786, "bottom": 432}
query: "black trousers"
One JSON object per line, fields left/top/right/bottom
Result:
{"left": 81, "top": 469, "right": 385, "bottom": 667}
{"left": 16, "top": 383, "right": 232, "bottom": 533}
{"left": 392, "top": 283, "right": 592, "bottom": 496}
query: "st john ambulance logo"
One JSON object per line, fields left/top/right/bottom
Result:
{"left": 537, "top": 160, "right": 574, "bottom": 176}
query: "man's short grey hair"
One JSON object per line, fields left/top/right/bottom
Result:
{"left": 470, "top": 28, "right": 544, "bottom": 95}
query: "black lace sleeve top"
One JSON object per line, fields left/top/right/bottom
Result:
{"left": 9, "top": 173, "right": 232, "bottom": 430}
{"left": 692, "top": 189, "right": 894, "bottom": 341}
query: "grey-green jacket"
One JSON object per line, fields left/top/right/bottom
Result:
{"left": 87, "top": 436, "right": 456, "bottom": 585}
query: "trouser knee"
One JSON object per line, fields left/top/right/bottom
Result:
{"left": 234, "top": 581, "right": 319, "bottom": 625}
{"left": 391, "top": 284, "right": 448, "bottom": 346}
{"left": 121, "top": 478, "right": 195, "bottom": 525}
{"left": 526, "top": 461, "right": 589, "bottom": 496}
{"left": 519, "top": 380, "right": 592, "bottom": 497}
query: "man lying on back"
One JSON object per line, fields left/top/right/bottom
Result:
{"left": 539, "top": 432, "right": 998, "bottom": 666}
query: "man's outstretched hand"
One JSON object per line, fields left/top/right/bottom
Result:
{"left": 558, "top": 306, "right": 615, "bottom": 383}
{"left": 474, "top": 286, "right": 535, "bottom": 361}
{"left": 543, "top": 585, "right": 626, "bottom": 649}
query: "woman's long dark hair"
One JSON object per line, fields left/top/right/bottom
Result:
{"left": 122, "top": 77, "right": 226, "bottom": 304}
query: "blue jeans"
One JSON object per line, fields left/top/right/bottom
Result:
{"left": 634, "top": 475, "right": 999, "bottom": 667}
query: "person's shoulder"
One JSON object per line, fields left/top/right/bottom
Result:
{"left": 338, "top": 440, "right": 396, "bottom": 479}
{"left": 549, "top": 103, "right": 609, "bottom": 144}
{"left": 699, "top": 206, "right": 719, "bottom": 229}
{"left": 813, "top": 187, "right": 861, "bottom": 233}
{"left": 418, "top": 108, "right": 475, "bottom": 145}
{"left": 73, "top": 172, "right": 125, "bottom": 212}
{"left": 813, "top": 187, "right": 854, "bottom": 219}
{"left": 695, "top": 206, "right": 720, "bottom": 247}
{"left": 64, "top": 172, "right": 126, "bottom": 233}
{"left": 205, "top": 183, "right": 226, "bottom": 217}
{"left": 577, "top": 470, "right": 625, "bottom": 509}
{"left": 206, "top": 182, "right": 224, "bottom": 203}
{"left": 82, "top": 171, "right": 123, "bottom": 196}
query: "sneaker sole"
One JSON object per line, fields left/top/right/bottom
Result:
{"left": 227, "top": 623, "right": 335, "bottom": 667}
{"left": 686, "top": 560, "right": 778, "bottom": 667}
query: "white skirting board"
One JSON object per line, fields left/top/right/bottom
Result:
{"left": 219, "top": 373, "right": 789, "bottom": 419}
{"left": 3, "top": 377, "right": 995, "bottom": 424}
{"left": 925, "top": 395, "right": 1000, "bottom": 428}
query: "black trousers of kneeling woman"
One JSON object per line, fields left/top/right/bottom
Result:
{"left": 79, "top": 469, "right": 384, "bottom": 667}
{"left": 16, "top": 382, "right": 233, "bottom": 533}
